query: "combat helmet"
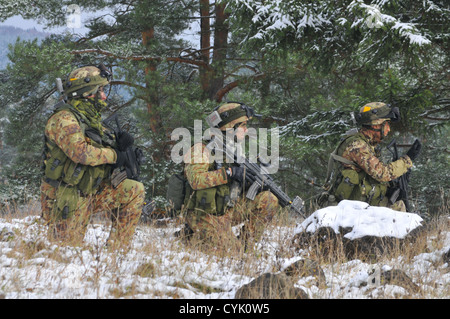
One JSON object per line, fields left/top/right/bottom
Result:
{"left": 206, "top": 102, "right": 260, "bottom": 131}
{"left": 354, "top": 102, "right": 400, "bottom": 126}
{"left": 64, "top": 64, "right": 111, "bottom": 99}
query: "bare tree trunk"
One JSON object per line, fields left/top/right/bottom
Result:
{"left": 142, "top": 28, "right": 160, "bottom": 133}
{"left": 210, "top": 2, "right": 229, "bottom": 101}
{"left": 199, "top": 0, "right": 212, "bottom": 99}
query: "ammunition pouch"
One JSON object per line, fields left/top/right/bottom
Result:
{"left": 317, "top": 191, "right": 338, "bottom": 208}
{"left": 44, "top": 147, "right": 68, "bottom": 180}
{"left": 182, "top": 141, "right": 233, "bottom": 218}
{"left": 197, "top": 188, "right": 217, "bottom": 215}
{"left": 62, "top": 161, "right": 87, "bottom": 186}
{"left": 77, "top": 165, "right": 111, "bottom": 195}
{"left": 184, "top": 183, "right": 230, "bottom": 217}
{"left": 334, "top": 169, "right": 387, "bottom": 206}
{"left": 335, "top": 169, "right": 360, "bottom": 201}
{"left": 53, "top": 185, "right": 79, "bottom": 220}
{"left": 44, "top": 144, "right": 111, "bottom": 196}
{"left": 216, "top": 184, "right": 230, "bottom": 214}
{"left": 361, "top": 177, "right": 387, "bottom": 206}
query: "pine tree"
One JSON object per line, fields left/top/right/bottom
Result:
{"left": 0, "top": 0, "right": 448, "bottom": 213}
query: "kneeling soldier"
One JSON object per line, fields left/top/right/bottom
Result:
{"left": 41, "top": 64, "right": 145, "bottom": 247}
{"left": 324, "top": 102, "right": 421, "bottom": 211}
{"left": 182, "top": 102, "right": 279, "bottom": 251}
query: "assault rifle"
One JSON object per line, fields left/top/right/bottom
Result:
{"left": 103, "top": 114, "right": 143, "bottom": 188}
{"left": 206, "top": 136, "right": 305, "bottom": 218}
{"left": 103, "top": 114, "right": 156, "bottom": 218}
{"left": 386, "top": 139, "right": 411, "bottom": 212}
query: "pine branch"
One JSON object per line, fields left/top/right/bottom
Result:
{"left": 70, "top": 48, "right": 211, "bottom": 69}
{"left": 214, "top": 73, "right": 265, "bottom": 102}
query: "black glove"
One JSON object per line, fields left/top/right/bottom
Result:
{"left": 228, "top": 166, "right": 254, "bottom": 184}
{"left": 114, "top": 150, "right": 127, "bottom": 168}
{"left": 406, "top": 139, "right": 422, "bottom": 161}
{"left": 116, "top": 131, "right": 134, "bottom": 151}
{"left": 229, "top": 166, "right": 244, "bottom": 183}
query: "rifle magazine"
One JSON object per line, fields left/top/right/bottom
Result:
{"left": 246, "top": 181, "right": 261, "bottom": 201}
{"left": 111, "top": 168, "right": 127, "bottom": 188}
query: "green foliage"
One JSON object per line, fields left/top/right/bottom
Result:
{"left": 0, "top": 0, "right": 448, "bottom": 216}
{"left": 411, "top": 127, "right": 449, "bottom": 215}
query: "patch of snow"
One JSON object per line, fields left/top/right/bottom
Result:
{"left": 294, "top": 200, "right": 423, "bottom": 240}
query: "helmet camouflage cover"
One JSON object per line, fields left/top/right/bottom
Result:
{"left": 214, "top": 102, "right": 259, "bottom": 131}
{"left": 354, "top": 102, "right": 400, "bottom": 125}
{"left": 64, "top": 65, "right": 111, "bottom": 99}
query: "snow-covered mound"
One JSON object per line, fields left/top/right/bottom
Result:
{"left": 294, "top": 200, "right": 424, "bottom": 240}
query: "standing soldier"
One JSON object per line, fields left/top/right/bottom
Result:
{"left": 182, "top": 102, "right": 279, "bottom": 252}
{"left": 41, "top": 64, "right": 145, "bottom": 247}
{"left": 324, "top": 102, "right": 421, "bottom": 212}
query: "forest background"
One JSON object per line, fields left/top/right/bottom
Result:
{"left": 0, "top": 0, "right": 448, "bottom": 217}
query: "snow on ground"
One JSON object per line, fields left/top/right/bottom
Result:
{"left": 0, "top": 200, "right": 449, "bottom": 299}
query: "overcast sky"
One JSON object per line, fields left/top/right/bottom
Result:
{"left": 1, "top": 13, "right": 199, "bottom": 46}
{"left": 0, "top": 14, "right": 90, "bottom": 35}
{"left": 1, "top": 16, "right": 43, "bottom": 30}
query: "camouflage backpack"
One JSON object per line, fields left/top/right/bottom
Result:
{"left": 166, "top": 173, "right": 187, "bottom": 217}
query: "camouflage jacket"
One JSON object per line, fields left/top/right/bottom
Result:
{"left": 183, "top": 142, "right": 229, "bottom": 190}
{"left": 45, "top": 104, "right": 117, "bottom": 167}
{"left": 338, "top": 130, "right": 412, "bottom": 183}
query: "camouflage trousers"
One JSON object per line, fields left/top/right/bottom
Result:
{"left": 185, "top": 190, "right": 279, "bottom": 251}
{"left": 41, "top": 179, "right": 145, "bottom": 246}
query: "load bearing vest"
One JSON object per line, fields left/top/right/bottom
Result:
{"left": 43, "top": 102, "right": 114, "bottom": 196}
{"left": 325, "top": 131, "right": 387, "bottom": 205}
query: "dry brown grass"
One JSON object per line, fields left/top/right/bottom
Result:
{"left": 0, "top": 198, "right": 448, "bottom": 299}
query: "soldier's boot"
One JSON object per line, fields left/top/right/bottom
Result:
{"left": 106, "top": 208, "right": 142, "bottom": 249}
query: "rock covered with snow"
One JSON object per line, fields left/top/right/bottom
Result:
{"left": 292, "top": 200, "right": 425, "bottom": 259}
{"left": 295, "top": 200, "right": 423, "bottom": 239}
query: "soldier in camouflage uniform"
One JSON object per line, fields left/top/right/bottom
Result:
{"left": 41, "top": 65, "right": 145, "bottom": 246}
{"left": 325, "top": 102, "right": 422, "bottom": 212}
{"left": 182, "top": 102, "right": 279, "bottom": 251}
